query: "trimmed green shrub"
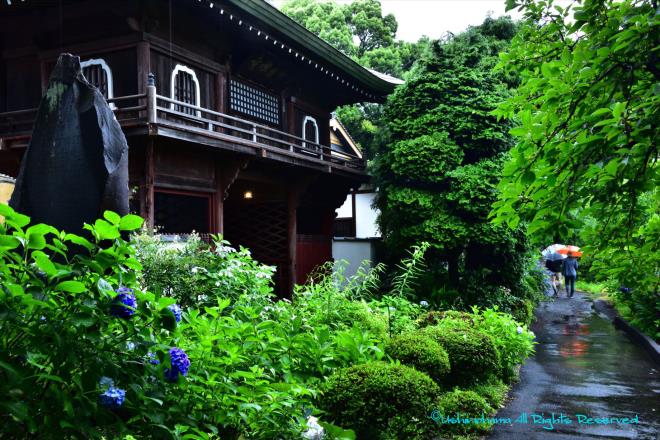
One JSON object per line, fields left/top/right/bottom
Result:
{"left": 423, "top": 307, "right": 535, "bottom": 382}
{"left": 421, "top": 327, "right": 499, "bottom": 386}
{"left": 470, "top": 380, "right": 510, "bottom": 409}
{"left": 385, "top": 333, "right": 450, "bottom": 384}
{"left": 416, "top": 310, "right": 474, "bottom": 329}
{"left": 342, "top": 301, "right": 389, "bottom": 340}
{"left": 319, "top": 362, "right": 440, "bottom": 439}
{"left": 433, "top": 389, "right": 494, "bottom": 435}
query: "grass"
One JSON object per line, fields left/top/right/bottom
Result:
{"left": 576, "top": 280, "right": 610, "bottom": 301}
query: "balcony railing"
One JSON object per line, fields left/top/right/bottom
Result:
{"left": 0, "top": 84, "right": 365, "bottom": 173}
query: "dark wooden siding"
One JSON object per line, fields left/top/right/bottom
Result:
{"left": 39, "top": 48, "right": 138, "bottom": 104}
{"left": 3, "top": 56, "right": 41, "bottom": 112}
{"left": 150, "top": 50, "right": 215, "bottom": 111}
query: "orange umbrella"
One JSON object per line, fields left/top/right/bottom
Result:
{"left": 557, "top": 245, "right": 582, "bottom": 257}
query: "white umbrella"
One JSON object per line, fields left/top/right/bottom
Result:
{"left": 542, "top": 244, "right": 566, "bottom": 258}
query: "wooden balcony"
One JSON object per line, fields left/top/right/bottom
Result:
{"left": 0, "top": 86, "right": 366, "bottom": 176}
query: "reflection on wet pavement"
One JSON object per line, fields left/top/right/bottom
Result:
{"left": 489, "top": 292, "right": 660, "bottom": 439}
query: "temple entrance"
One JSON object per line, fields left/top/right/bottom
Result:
{"left": 223, "top": 178, "right": 290, "bottom": 295}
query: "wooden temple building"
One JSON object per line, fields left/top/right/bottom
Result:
{"left": 0, "top": 0, "right": 398, "bottom": 294}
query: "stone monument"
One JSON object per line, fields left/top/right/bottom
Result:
{"left": 9, "top": 53, "right": 129, "bottom": 233}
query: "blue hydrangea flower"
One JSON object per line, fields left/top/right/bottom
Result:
{"left": 99, "top": 386, "right": 126, "bottom": 409}
{"left": 147, "top": 351, "right": 160, "bottom": 365}
{"left": 110, "top": 287, "right": 137, "bottom": 318}
{"left": 166, "top": 304, "right": 183, "bottom": 323}
{"left": 165, "top": 347, "right": 190, "bottom": 381}
{"left": 420, "top": 300, "right": 429, "bottom": 307}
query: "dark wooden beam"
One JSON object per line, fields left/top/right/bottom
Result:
{"left": 286, "top": 175, "right": 315, "bottom": 295}
{"left": 213, "top": 157, "right": 250, "bottom": 234}
{"left": 145, "top": 33, "right": 225, "bottom": 73}
{"left": 144, "top": 138, "right": 155, "bottom": 228}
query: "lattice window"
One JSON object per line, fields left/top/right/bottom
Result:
{"left": 229, "top": 79, "right": 280, "bottom": 125}
{"left": 302, "top": 116, "right": 319, "bottom": 149}
{"left": 170, "top": 64, "right": 200, "bottom": 116}
{"left": 81, "top": 58, "right": 114, "bottom": 103}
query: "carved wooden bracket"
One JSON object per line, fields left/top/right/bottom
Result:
{"left": 220, "top": 157, "right": 250, "bottom": 201}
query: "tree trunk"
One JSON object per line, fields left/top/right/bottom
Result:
{"left": 447, "top": 253, "right": 460, "bottom": 289}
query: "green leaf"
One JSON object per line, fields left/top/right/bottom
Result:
{"left": 103, "top": 211, "right": 121, "bottom": 225}
{"left": 26, "top": 224, "right": 57, "bottom": 237}
{"left": 64, "top": 233, "right": 94, "bottom": 251}
{"left": 27, "top": 232, "right": 47, "bottom": 250}
{"left": 0, "top": 203, "right": 16, "bottom": 218}
{"left": 94, "top": 219, "right": 120, "bottom": 240}
{"left": 55, "top": 280, "right": 86, "bottom": 293}
{"left": 37, "top": 374, "right": 65, "bottom": 384}
{"left": 97, "top": 278, "right": 115, "bottom": 298}
{"left": 119, "top": 214, "right": 144, "bottom": 231}
{"left": 33, "top": 251, "right": 57, "bottom": 276}
{"left": 0, "top": 205, "right": 30, "bottom": 228}
{"left": 521, "top": 170, "right": 536, "bottom": 185}
{"left": 604, "top": 160, "right": 618, "bottom": 177}
{"left": 0, "top": 235, "right": 20, "bottom": 249}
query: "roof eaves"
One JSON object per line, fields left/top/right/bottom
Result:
{"left": 224, "top": 0, "right": 397, "bottom": 98}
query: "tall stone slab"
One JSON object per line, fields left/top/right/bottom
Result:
{"left": 9, "top": 53, "right": 129, "bottom": 233}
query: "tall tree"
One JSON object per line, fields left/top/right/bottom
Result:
{"left": 492, "top": 0, "right": 659, "bottom": 337}
{"left": 375, "top": 17, "right": 531, "bottom": 308}
{"left": 281, "top": 0, "right": 356, "bottom": 57}
{"left": 345, "top": 0, "right": 397, "bottom": 56}
{"left": 281, "top": 0, "right": 417, "bottom": 78}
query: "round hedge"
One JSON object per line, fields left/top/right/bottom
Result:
{"left": 385, "top": 333, "right": 450, "bottom": 384}
{"left": 421, "top": 327, "right": 499, "bottom": 386}
{"left": 318, "top": 362, "right": 440, "bottom": 439}
{"left": 435, "top": 389, "right": 494, "bottom": 435}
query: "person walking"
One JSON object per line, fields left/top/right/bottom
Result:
{"left": 562, "top": 252, "right": 579, "bottom": 298}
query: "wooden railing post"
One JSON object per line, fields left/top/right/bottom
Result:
{"left": 147, "top": 73, "right": 157, "bottom": 124}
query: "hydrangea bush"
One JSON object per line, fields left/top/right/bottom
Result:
{"left": 133, "top": 232, "right": 275, "bottom": 309}
{"left": 1, "top": 203, "right": 537, "bottom": 439}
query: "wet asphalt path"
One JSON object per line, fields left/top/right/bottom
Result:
{"left": 489, "top": 292, "right": 660, "bottom": 439}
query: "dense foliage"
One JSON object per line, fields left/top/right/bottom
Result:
{"left": 281, "top": 0, "right": 427, "bottom": 78}
{"left": 492, "top": 0, "right": 659, "bottom": 339}
{"left": 420, "top": 307, "right": 536, "bottom": 381}
{"left": 134, "top": 233, "right": 274, "bottom": 309}
{"left": 385, "top": 333, "right": 450, "bottom": 383}
{"left": 421, "top": 327, "right": 500, "bottom": 386}
{"left": 1, "top": 203, "right": 537, "bottom": 438}
{"left": 319, "top": 362, "right": 440, "bottom": 439}
{"left": 372, "top": 16, "right": 544, "bottom": 311}
{"left": 435, "top": 390, "right": 494, "bottom": 435}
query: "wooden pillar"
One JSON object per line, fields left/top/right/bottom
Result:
{"left": 144, "top": 139, "right": 155, "bottom": 228}
{"left": 137, "top": 41, "right": 151, "bottom": 121}
{"left": 287, "top": 187, "right": 298, "bottom": 296}
{"left": 136, "top": 41, "right": 151, "bottom": 94}
{"left": 214, "top": 162, "right": 224, "bottom": 234}
{"left": 215, "top": 69, "right": 227, "bottom": 114}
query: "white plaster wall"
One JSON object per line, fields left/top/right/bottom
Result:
{"left": 355, "top": 192, "right": 380, "bottom": 238}
{"left": 336, "top": 196, "right": 353, "bottom": 218}
{"left": 332, "top": 239, "right": 377, "bottom": 279}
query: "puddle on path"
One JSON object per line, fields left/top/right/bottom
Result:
{"left": 489, "top": 293, "right": 660, "bottom": 439}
